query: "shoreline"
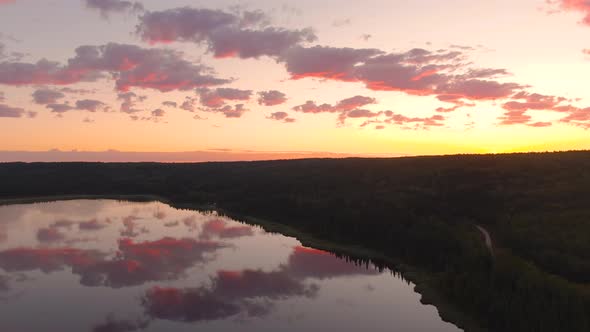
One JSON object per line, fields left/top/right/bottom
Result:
{"left": 0, "top": 194, "right": 486, "bottom": 332}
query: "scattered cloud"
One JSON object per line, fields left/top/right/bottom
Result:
{"left": 293, "top": 95, "right": 378, "bottom": 125}
{"left": 332, "top": 18, "right": 352, "bottom": 27}
{"left": 118, "top": 92, "right": 145, "bottom": 114}
{"left": 0, "top": 43, "right": 230, "bottom": 92}
{"left": 360, "top": 34, "right": 372, "bottom": 41}
{"left": 257, "top": 90, "right": 287, "bottom": 106}
{"left": 196, "top": 87, "right": 252, "bottom": 108}
{"left": 46, "top": 103, "right": 75, "bottom": 113}
{"left": 75, "top": 99, "right": 109, "bottom": 112}
{"left": 85, "top": 0, "right": 144, "bottom": 19}
{"left": 200, "top": 218, "right": 254, "bottom": 239}
{"left": 547, "top": 0, "right": 590, "bottom": 25}
{"left": 205, "top": 104, "right": 249, "bottom": 118}
{"left": 136, "top": 7, "right": 316, "bottom": 59}
{"left": 267, "top": 111, "right": 296, "bottom": 123}
{"left": 151, "top": 108, "right": 165, "bottom": 117}
{"left": 0, "top": 104, "right": 35, "bottom": 118}
{"left": 32, "top": 88, "right": 66, "bottom": 104}
{"left": 293, "top": 95, "right": 376, "bottom": 114}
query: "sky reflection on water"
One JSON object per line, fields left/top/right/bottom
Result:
{"left": 0, "top": 200, "right": 461, "bottom": 332}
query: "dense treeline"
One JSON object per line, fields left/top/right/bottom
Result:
{"left": 1, "top": 151, "right": 590, "bottom": 331}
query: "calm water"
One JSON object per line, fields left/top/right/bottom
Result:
{"left": 0, "top": 200, "right": 461, "bottom": 332}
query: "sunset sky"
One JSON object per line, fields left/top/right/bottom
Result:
{"left": 1, "top": 0, "right": 590, "bottom": 161}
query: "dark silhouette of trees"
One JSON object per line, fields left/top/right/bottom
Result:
{"left": 2, "top": 151, "right": 590, "bottom": 331}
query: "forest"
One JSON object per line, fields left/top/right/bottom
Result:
{"left": 1, "top": 150, "right": 590, "bottom": 332}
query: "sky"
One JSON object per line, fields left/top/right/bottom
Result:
{"left": 0, "top": 0, "right": 590, "bottom": 161}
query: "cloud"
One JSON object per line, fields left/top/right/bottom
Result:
{"left": 284, "top": 246, "right": 379, "bottom": 279}
{"left": 92, "top": 315, "right": 149, "bottom": 332}
{"left": 75, "top": 99, "right": 109, "bottom": 112}
{"left": 118, "top": 92, "right": 145, "bottom": 113}
{"left": 85, "top": 0, "right": 144, "bottom": 19}
{"left": 559, "top": 106, "right": 590, "bottom": 128}
{"left": 383, "top": 111, "right": 446, "bottom": 129}
{"left": 79, "top": 219, "right": 108, "bottom": 231}
{"left": 282, "top": 46, "right": 382, "bottom": 80}
{"left": 205, "top": 104, "right": 249, "bottom": 118}
{"left": 141, "top": 245, "right": 377, "bottom": 324}
{"left": 180, "top": 97, "right": 197, "bottom": 112}
{"left": 338, "top": 109, "right": 383, "bottom": 125}
{"left": 120, "top": 215, "right": 147, "bottom": 237}
{"left": 136, "top": 7, "right": 316, "bottom": 59}
{"left": 332, "top": 18, "right": 352, "bottom": 27}
{"left": 281, "top": 46, "right": 522, "bottom": 104}
{"left": 151, "top": 108, "right": 165, "bottom": 117}
{"left": 0, "top": 104, "right": 35, "bottom": 118}
{"left": 0, "top": 234, "right": 228, "bottom": 289}
{"left": 360, "top": 34, "right": 372, "bottom": 41}
{"left": 293, "top": 95, "right": 378, "bottom": 125}
{"left": 293, "top": 95, "right": 376, "bottom": 114}
{"left": 199, "top": 218, "right": 254, "bottom": 239}
{"left": 548, "top": 0, "right": 590, "bottom": 25}
{"left": 0, "top": 43, "right": 230, "bottom": 92}
{"left": 0, "top": 247, "right": 104, "bottom": 273}
{"left": 267, "top": 111, "right": 296, "bottom": 123}
{"left": 78, "top": 237, "right": 227, "bottom": 288}
{"left": 142, "top": 269, "right": 316, "bottom": 323}
{"left": 32, "top": 88, "right": 66, "bottom": 104}
{"left": 502, "top": 92, "right": 568, "bottom": 112}
{"left": 0, "top": 91, "right": 4, "bottom": 102}
{"left": 257, "top": 90, "right": 287, "bottom": 106}
{"left": 196, "top": 87, "right": 252, "bottom": 108}
{"left": 0, "top": 0, "right": 15, "bottom": 5}
{"left": 497, "top": 91, "right": 590, "bottom": 127}
{"left": 162, "top": 101, "right": 177, "bottom": 108}
{"left": 36, "top": 227, "right": 66, "bottom": 243}
{"left": 46, "top": 103, "right": 74, "bottom": 113}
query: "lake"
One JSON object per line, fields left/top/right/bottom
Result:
{"left": 0, "top": 200, "right": 462, "bottom": 332}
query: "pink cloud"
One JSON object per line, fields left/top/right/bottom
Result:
{"left": 0, "top": 104, "right": 35, "bottom": 118}
{"left": 46, "top": 103, "right": 74, "bottom": 113}
{"left": 257, "top": 90, "right": 287, "bottom": 106}
{"left": 267, "top": 111, "right": 296, "bottom": 123}
{"left": 196, "top": 87, "right": 252, "bottom": 108}
{"left": 36, "top": 227, "right": 66, "bottom": 243}
{"left": 205, "top": 104, "right": 249, "bottom": 118}
{"left": 549, "top": 0, "right": 590, "bottom": 25}
{"left": 282, "top": 46, "right": 381, "bottom": 81}
{"left": 293, "top": 95, "right": 379, "bottom": 125}
{"left": 75, "top": 99, "right": 109, "bottom": 112}
{"left": 200, "top": 219, "right": 254, "bottom": 239}
{"left": 382, "top": 111, "right": 446, "bottom": 129}
{"left": 0, "top": 43, "right": 230, "bottom": 92}
{"left": 118, "top": 92, "right": 145, "bottom": 114}
{"left": 136, "top": 7, "right": 316, "bottom": 59}
{"left": 293, "top": 95, "right": 376, "bottom": 114}
{"left": 151, "top": 108, "right": 165, "bottom": 117}
{"left": 162, "top": 101, "right": 177, "bottom": 108}
{"left": 85, "top": 0, "right": 143, "bottom": 18}
{"left": 32, "top": 88, "right": 66, "bottom": 104}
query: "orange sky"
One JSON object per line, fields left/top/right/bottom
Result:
{"left": 0, "top": 0, "right": 589, "bottom": 161}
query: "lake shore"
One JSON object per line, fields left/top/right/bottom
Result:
{"left": 0, "top": 194, "right": 486, "bottom": 332}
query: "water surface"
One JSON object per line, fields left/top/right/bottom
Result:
{"left": 0, "top": 200, "right": 461, "bottom": 331}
